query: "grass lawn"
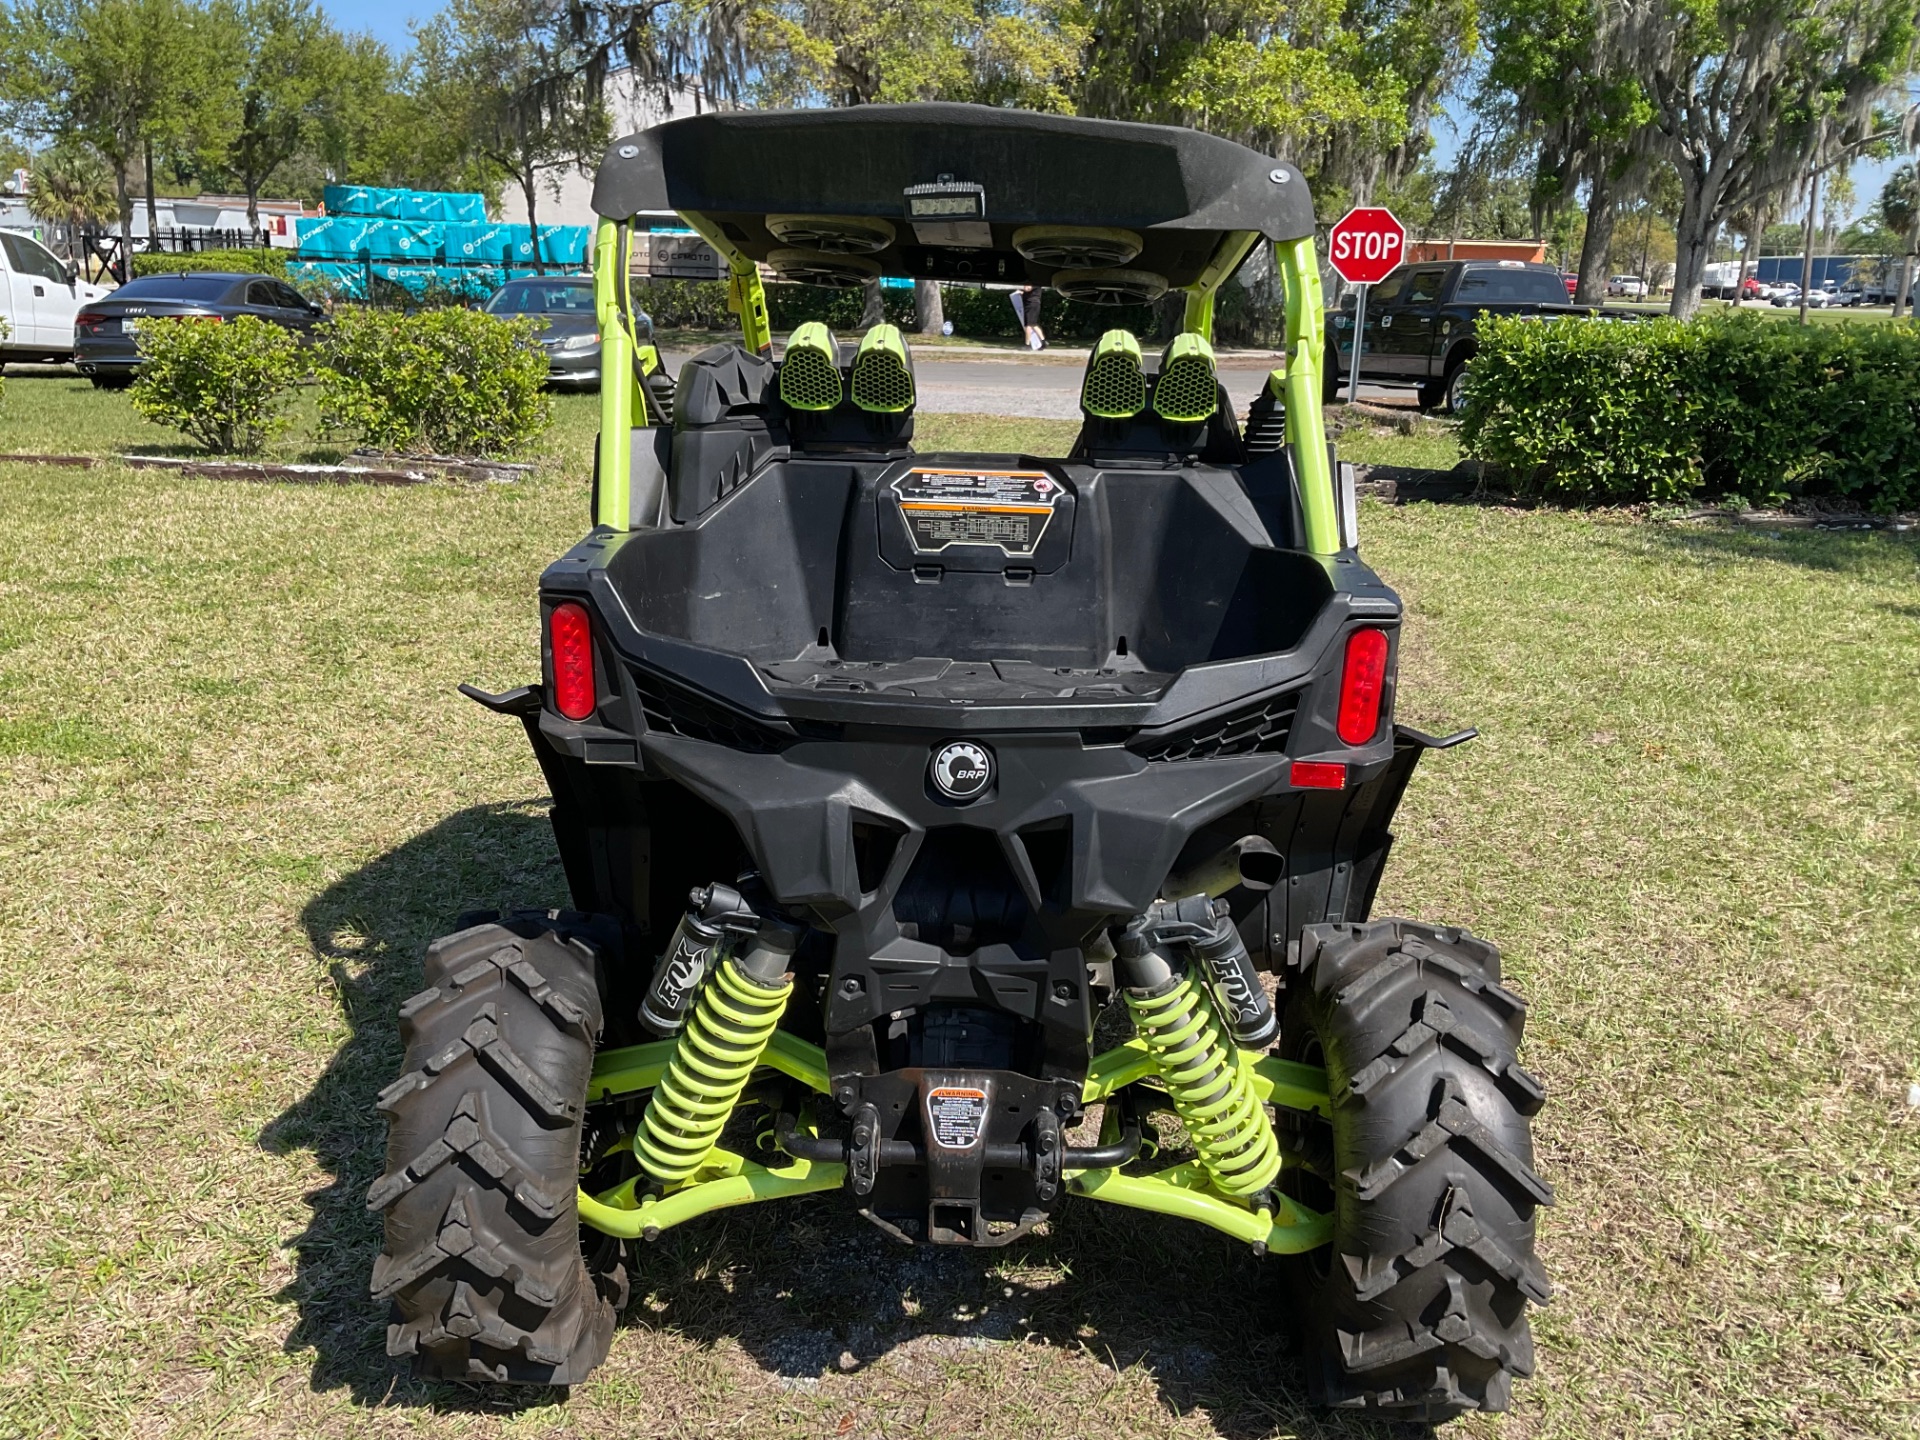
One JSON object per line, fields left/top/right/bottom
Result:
{"left": 0, "top": 372, "right": 1915, "bottom": 1439}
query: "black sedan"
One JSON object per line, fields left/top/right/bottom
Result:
{"left": 483, "top": 275, "right": 651, "bottom": 390}
{"left": 73, "top": 272, "right": 324, "bottom": 388}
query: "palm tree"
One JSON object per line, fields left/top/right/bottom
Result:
{"left": 31, "top": 144, "right": 118, "bottom": 279}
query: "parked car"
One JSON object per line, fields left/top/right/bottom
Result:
{"left": 1325, "top": 259, "right": 1618, "bottom": 412}
{"left": 1769, "top": 284, "right": 1802, "bottom": 307}
{"left": 1561, "top": 271, "right": 1579, "bottom": 296}
{"left": 0, "top": 229, "right": 111, "bottom": 368}
{"left": 482, "top": 275, "right": 642, "bottom": 390}
{"left": 73, "top": 271, "right": 324, "bottom": 387}
{"left": 1606, "top": 273, "right": 1648, "bottom": 299}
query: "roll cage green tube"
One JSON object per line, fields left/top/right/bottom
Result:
{"left": 591, "top": 220, "right": 1341, "bottom": 555}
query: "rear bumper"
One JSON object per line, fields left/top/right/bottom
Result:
{"left": 73, "top": 337, "right": 141, "bottom": 373}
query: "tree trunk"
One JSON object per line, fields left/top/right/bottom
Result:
{"left": 1669, "top": 170, "right": 1717, "bottom": 319}
{"left": 1736, "top": 212, "right": 1761, "bottom": 300}
{"left": 114, "top": 161, "right": 134, "bottom": 283}
{"left": 1575, "top": 169, "right": 1615, "bottom": 305}
{"left": 1797, "top": 172, "right": 1818, "bottom": 325}
{"left": 522, "top": 172, "right": 544, "bottom": 273}
{"left": 915, "top": 279, "right": 944, "bottom": 336}
{"left": 143, "top": 137, "right": 159, "bottom": 243}
{"left": 859, "top": 278, "right": 886, "bottom": 329}
{"left": 246, "top": 177, "right": 261, "bottom": 236}
{"left": 1895, "top": 220, "right": 1919, "bottom": 316}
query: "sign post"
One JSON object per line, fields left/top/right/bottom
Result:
{"left": 1326, "top": 206, "right": 1407, "bottom": 405}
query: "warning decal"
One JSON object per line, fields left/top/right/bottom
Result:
{"left": 891, "top": 468, "right": 1062, "bottom": 557}
{"left": 925, "top": 1086, "right": 990, "bottom": 1149}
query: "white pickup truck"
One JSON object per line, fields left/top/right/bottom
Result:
{"left": 0, "top": 229, "right": 112, "bottom": 367}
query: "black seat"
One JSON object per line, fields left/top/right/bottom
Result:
{"left": 668, "top": 344, "right": 786, "bottom": 521}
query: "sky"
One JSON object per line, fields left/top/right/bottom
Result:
{"left": 315, "top": 0, "right": 1909, "bottom": 227}
{"left": 318, "top": 0, "right": 419, "bottom": 48}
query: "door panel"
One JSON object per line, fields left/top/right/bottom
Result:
{"left": 0, "top": 233, "right": 77, "bottom": 349}
{"left": 1376, "top": 266, "right": 1446, "bottom": 378}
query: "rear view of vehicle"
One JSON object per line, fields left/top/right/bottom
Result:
{"left": 365, "top": 105, "right": 1553, "bottom": 1422}
{"left": 74, "top": 272, "right": 321, "bottom": 387}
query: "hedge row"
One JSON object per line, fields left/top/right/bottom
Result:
{"left": 1461, "top": 311, "right": 1920, "bottom": 511}
{"left": 128, "top": 308, "right": 548, "bottom": 457}
{"left": 131, "top": 248, "right": 290, "bottom": 279}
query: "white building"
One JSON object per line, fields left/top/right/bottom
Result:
{"left": 495, "top": 74, "right": 720, "bottom": 231}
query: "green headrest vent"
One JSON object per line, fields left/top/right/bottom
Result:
{"left": 850, "top": 324, "right": 916, "bottom": 413}
{"left": 1081, "top": 329, "right": 1148, "bottom": 418}
{"left": 1154, "top": 332, "right": 1220, "bottom": 423}
{"left": 780, "top": 321, "right": 843, "bottom": 411}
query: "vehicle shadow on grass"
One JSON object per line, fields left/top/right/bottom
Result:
{"left": 263, "top": 801, "right": 1430, "bottom": 1440}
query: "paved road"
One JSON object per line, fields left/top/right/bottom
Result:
{"left": 907, "top": 349, "right": 1411, "bottom": 417}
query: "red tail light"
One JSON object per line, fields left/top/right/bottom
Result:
{"left": 1336, "top": 628, "right": 1390, "bottom": 745}
{"left": 549, "top": 602, "right": 596, "bottom": 720}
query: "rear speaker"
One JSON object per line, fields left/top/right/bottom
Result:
{"left": 1053, "top": 268, "right": 1168, "bottom": 306}
{"left": 768, "top": 248, "right": 882, "bottom": 289}
{"left": 1012, "top": 225, "right": 1143, "bottom": 268}
{"left": 766, "top": 214, "right": 897, "bottom": 255}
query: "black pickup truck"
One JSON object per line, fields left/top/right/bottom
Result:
{"left": 1324, "top": 260, "right": 1606, "bottom": 412}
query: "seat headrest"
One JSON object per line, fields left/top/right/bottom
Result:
{"left": 780, "top": 322, "right": 844, "bottom": 412}
{"left": 1081, "top": 328, "right": 1148, "bottom": 418}
{"left": 1153, "top": 333, "right": 1219, "bottom": 423}
{"left": 850, "top": 324, "right": 916, "bottom": 413}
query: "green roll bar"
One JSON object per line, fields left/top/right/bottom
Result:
{"left": 591, "top": 217, "right": 1342, "bottom": 555}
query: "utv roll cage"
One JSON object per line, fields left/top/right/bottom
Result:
{"left": 584, "top": 103, "right": 1343, "bottom": 555}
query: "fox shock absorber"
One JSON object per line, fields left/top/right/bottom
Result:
{"left": 638, "top": 883, "right": 762, "bottom": 1036}
{"left": 1136, "top": 894, "right": 1277, "bottom": 1048}
{"left": 1115, "top": 919, "right": 1282, "bottom": 1198}
{"left": 636, "top": 917, "right": 801, "bottom": 1186}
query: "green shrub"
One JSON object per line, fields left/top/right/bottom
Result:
{"left": 314, "top": 307, "right": 549, "bottom": 456}
{"left": 1461, "top": 311, "right": 1920, "bottom": 511}
{"left": 129, "top": 315, "right": 304, "bottom": 455}
{"left": 131, "top": 249, "right": 289, "bottom": 279}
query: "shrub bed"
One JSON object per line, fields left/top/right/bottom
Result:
{"left": 130, "top": 315, "right": 304, "bottom": 455}
{"left": 131, "top": 249, "right": 290, "bottom": 280}
{"left": 1461, "top": 312, "right": 1920, "bottom": 511}
{"left": 314, "top": 307, "right": 549, "bottom": 456}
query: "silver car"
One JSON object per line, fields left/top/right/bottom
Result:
{"left": 483, "top": 276, "right": 650, "bottom": 391}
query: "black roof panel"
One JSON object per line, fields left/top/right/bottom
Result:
{"left": 592, "top": 104, "right": 1314, "bottom": 287}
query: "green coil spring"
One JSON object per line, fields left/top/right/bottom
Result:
{"left": 636, "top": 957, "right": 792, "bottom": 1185}
{"left": 1125, "top": 970, "right": 1282, "bottom": 1197}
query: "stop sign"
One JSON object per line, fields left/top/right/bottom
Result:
{"left": 1328, "top": 206, "right": 1407, "bottom": 285}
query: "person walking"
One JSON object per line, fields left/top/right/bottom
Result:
{"left": 1019, "top": 283, "right": 1046, "bottom": 350}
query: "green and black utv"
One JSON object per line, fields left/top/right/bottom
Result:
{"left": 369, "top": 104, "right": 1551, "bottom": 1421}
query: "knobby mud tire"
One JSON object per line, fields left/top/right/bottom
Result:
{"left": 1279, "top": 919, "right": 1552, "bottom": 1420}
{"left": 368, "top": 911, "right": 623, "bottom": 1383}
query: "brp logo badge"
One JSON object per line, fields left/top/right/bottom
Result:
{"left": 929, "top": 741, "right": 994, "bottom": 801}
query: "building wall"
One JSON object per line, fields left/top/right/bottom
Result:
{"left": 495, "top": 74, "right": 717, "bottom": 232}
